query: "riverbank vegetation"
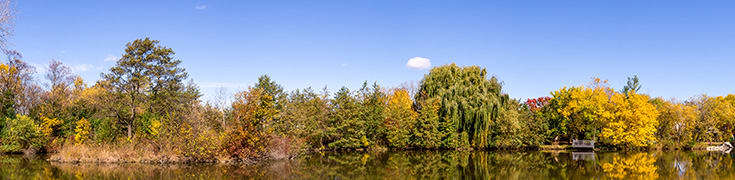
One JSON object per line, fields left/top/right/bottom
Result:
{"left": 1, "top": 38, "right": 734, "bottom": 163}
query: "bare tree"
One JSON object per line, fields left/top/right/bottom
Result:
{"left": 0, "top": 0, "right": 15, "bottom": 51}
{"left": 46, "top": 59, "right": 74, "bottom": 90}
{"left": 212, "top": 87, "right": 230, "bottom": 128}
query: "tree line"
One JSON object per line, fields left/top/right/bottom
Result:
{"left": 1, "top": 38, "right": 734, "bottom": 161}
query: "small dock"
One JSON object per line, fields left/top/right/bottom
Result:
{"left": 572, "top": 140, "right": 595, "bottom": 149}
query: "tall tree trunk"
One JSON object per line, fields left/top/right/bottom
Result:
{"left": 129, "top": 92, "right": 136, "bottom": 139}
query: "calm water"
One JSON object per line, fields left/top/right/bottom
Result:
{"left": 1, "top": 151, "right": 734, "bottom": 179}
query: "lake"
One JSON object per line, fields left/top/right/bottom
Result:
{"left": 1, "top": 151, "right": 734, "bottom": 179}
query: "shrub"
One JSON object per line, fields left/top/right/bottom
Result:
{"left": 178, "top": 123, "right": 224, "bottom": 161}
{"left": 136, "top": 113, "right": 162, "bottom": 138}
{"left": 74, "top": 118, "right": 91, "bottom": 144}
{"left": 1, "top": 115, "right": 45, "bottom": 153}
{"left": 89, "top": 118, "right": 118, "bottom": 143}
{"left": 39, "top": 116, "right": 63, "bottom": 137}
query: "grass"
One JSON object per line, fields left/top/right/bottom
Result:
{"left": 538, "top": 145, "right": 570, "bottom": 150}
{"left": 48, "top": 143, "right": 189, "bottom": 163}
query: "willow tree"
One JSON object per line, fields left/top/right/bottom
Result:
{"left": 414, "top": 63, "right": 508, "bottom": 149}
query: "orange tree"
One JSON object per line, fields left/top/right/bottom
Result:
{"left": 225, "top": 87, "right": 276, "bottom": 160}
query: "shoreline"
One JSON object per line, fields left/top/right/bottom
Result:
{"left": 34, "top": 146, "right": 732, "bottom": 165}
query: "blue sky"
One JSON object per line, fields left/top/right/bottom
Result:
{"left": 11, "top": 0, "right": 735, "bottom": 102}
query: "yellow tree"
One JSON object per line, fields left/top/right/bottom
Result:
{"left": 600, "top": 91, "right": 659, "bottom": 147}
{"left": 654, "top": 99, "right": 698, "bottom": 147}
{"left": 384, "top": 88, "right": 417, "bottom": 148}
{"left": 548, "top": 78, "right": 613, "bottom": 141}
{"left": 695, "top": 95, "right": 735, "bottom": 142}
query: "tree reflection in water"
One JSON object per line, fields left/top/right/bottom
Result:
{"left": 1, "top": 151, "right": 735, "bottom": 179}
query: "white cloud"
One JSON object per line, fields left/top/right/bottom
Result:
{"left": 406, "top": 57, "right": 431, "bottom": 69}
{"left": 103, "top": 54, "right": 119, "bottom": 62}
{"left": 195, "top": 5, "right": 207, "bottom": 10}
{"left": 71, "top": 64, "right": 95, "bottom": 73}
{"left": 30, "top": 62, "right": 48, "bottom": 74}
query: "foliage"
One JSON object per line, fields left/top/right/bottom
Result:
{"left": 225, "top": 88, "right": 275, "bottom": 159}
{"left": 1, "top": 115, "right": 44, "bottom": 152}
{"left": 621, "top": 75, "right": 641, "bottom": 95}
{"left": 39, "top": 116, "right": 62, "bottom": 138}
{"left": 101, "top": 37, "right": 196, "bottom": 139}
{"left": 524, "top": 97, "right": 551, "bottom": 112}
{"left": 327, "top": 87, "right": 366, "bottom": 149}
{"left": 411, "top": 98, "right": 442, "bottom": 148}
{"left": 89, "top": 118, "right": 118, "bottom": 143}
{"left": 74, "top": 118, "right": 91, "bottom": 144}
{"left": 282, "top": 87, "right": 331, "bottom": 148}
{"left": 548, "top": 80, "right": 613, "bottom": 141}
{"left": 136, "top": 113, "right": 162, "bottom": 138}
{"left": 255, "top": 75, "right": 288, "bottom": 134}
{"left": 384, "top": 88, "right": 416, "bottom": 148}
{"left": 599, "top": 91, "right": 659, "bottom": 147}
{"left": 2, "top": 35, "right": 733, "bottom": 160}
{"left": 0, "top": 59, "right": 37, "bottom": 121}
{"left": 653, "top": 98, "right": 698, "bottom": 148}
{"left": 691, "top": 95, "right": 735, "bottom": 142}
{"left": 178, "top": 123, "right": 224, "bottom": 160}
{"left": 356, "top": 82, "right": 386, "bottom": 147}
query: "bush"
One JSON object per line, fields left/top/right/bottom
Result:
{"left": 74, "top": 118, "right": 91, "bottom": 144}
{"left": 136, "top": 113, "right": 162, "bottom": 138}
{"left": 1, "top": 115, "right": 45, "bottom": 153}
{"left": 178, "top": 124, "right": 224, "bottom": 161}
{"left": 89, "top": 118, "right": 118, "bottom": 143}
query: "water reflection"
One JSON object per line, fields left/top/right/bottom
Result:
{"left": 1, "top": 151, "right": 734, "bottom": 179}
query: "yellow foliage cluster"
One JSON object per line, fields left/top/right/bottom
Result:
{"left": 40, "top": 117, "right": 63, "bottom": 137}
{"left": 0, "top": 63, "right": 8, "bottom": 73}
{"left": 550, "top": 84, "right": 613, "bottom": 139}
{"left": 74, "top": 118, "right": 91, "bottom": 144}
{"left": 384, "top": 89, "right": 416, "bottom": 148}
{"left": 600, "top": 91, "right": 659, "bottom": 147}
{"left": 551, "top": 80, "right": 660, "bottom": 147}
{"left": 179, "top": 123, "right": 225, "bottom": 160}
{"left": 148, "top": 118, "right": 162, "bottom": 137}
{"left": 0, "top": 62, "right": 22, "bottom": 92}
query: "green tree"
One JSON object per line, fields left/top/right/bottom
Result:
{"left": 414, "top": 63, "right": 508, "bottom": 149}
{"left": 622, "top": 75, "right": 641, "bottom": 94}
{"left": 328, "top": 87, "right": 365, "bottom": 149}
{"left": 254, "top": 75, "right": 286, "bottom": 107}
{"left": 357, "top": 82, "right": 386, "bottom": 147}
{"left": 493, "top": 99, "right": 547, "bottom": 148}
{"left": 411, "top": 97, "right": 441, "bottom": 148}
{"left": 282, "top": 87, "right": 330, "bottom": 148}
{"left": 254, "top": 75, "right": 287, "bottom": 134}
{"left": 101, "top": 38, "right": 195, "bottom": 139}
